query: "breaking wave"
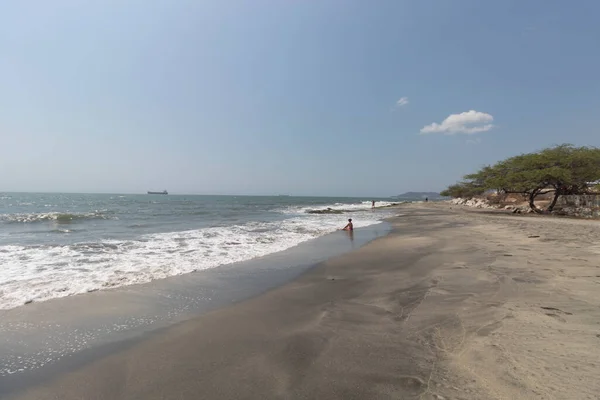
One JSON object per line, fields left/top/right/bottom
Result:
{"left": 0, "top": 211, "right": 114, "bottom": 224}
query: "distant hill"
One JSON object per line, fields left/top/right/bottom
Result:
{"left": 395, "top": 192, "right": 447, "bottom": 200}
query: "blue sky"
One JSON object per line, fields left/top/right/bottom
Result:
{"left": 1, "top": 0, "right": 599, "bottom": 197}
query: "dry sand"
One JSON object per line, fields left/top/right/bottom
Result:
{"left": 7, "top": 205, "right": 600, "bottom": 400}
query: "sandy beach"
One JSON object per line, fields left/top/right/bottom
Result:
{"left": 6, "top": 204, "right": 600, "bottom": 400}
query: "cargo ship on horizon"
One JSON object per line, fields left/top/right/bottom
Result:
{"left": 147, "top": 190, "right": 168, "bottom": 195}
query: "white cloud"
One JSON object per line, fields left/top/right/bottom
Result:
{"left": 420, "top": 110, "right": 494, "bottom": 135}
{"left": 396, "top": 97, "right": 409, "bottom": 107}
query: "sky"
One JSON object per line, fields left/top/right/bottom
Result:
{"left": 1, "top": 0, "right": 599, "bottom": 197}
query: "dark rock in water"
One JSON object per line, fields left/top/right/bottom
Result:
{"left": 307, "top": 208, "right": 344, "bottom": 214}
{"left": 307, "top": 202, "right": 402, "bottom": 214}
{"left": 378, "top": 202, "right": 402, "bottom": 208}
{"left": 396, "top": 192, "right": 447, "bottom": 200}
{"left": 24, "top": 300, "right": 33, "bottom": 305}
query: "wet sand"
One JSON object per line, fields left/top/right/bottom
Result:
{"left": 7, "top": 205, "right": 600, "bottom": 399}
{"left": 0, "top": 223, "right": 389, "bottom": 395}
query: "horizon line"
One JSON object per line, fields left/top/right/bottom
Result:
{"left": 0, "top": 190, "right": 426, "bottom": 198}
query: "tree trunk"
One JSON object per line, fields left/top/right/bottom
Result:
{"left": 547, "top": 190, "right": 561, "bottom": 212}
{"left": 528, "top": 190, "right": 543, "bottom": 213}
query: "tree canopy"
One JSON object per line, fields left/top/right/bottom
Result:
{"left": 439, "top": 182, "right": 485, "bottom": 198}
{"left": 442, "top": 144, "right": 600, "bottom": 213}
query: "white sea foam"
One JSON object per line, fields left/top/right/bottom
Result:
{"left": 0, "top": 211, "right": 113, "bottom": 223}
{"left": 0, "top": 207, "right": 390, "bottom": 310}
{"left": 282, "top": 200, "right": 400, "bottom": 214}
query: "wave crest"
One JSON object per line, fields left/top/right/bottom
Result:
{"left": 0, "top": 211, "right": 114, "bottom": 224}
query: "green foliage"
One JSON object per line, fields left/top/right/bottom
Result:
{"left": 442, "top": 144, "right": 600, "bottom": 212}
{"left": 440, "top": 182, "right": 485, "bottom": 198}
{"left": 500, "top": 145, "right": 600, "bottom": 193}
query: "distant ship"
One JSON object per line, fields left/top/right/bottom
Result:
{"left": 147, "top": 190, "right": 168, "bottom": 195}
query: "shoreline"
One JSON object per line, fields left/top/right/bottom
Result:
{"left": 0, "top": 222, "right": 391, "bottom": 397}
{"left": 5, "top": 204, "right": 600, "bottom": 399}
{"left": 0, "top": 194, "right": 397, "bottom": 311}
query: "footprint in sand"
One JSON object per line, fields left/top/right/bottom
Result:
{"left": 477, "top": 320, "right": 503, "bottom": 336}
{"left": 540, "top": 306, "right": 572, "bottom": 315}
{"left": 545, "top": 313, "right": 567, "bottom": 323}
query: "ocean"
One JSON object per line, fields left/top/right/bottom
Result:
{"left": 0, "top": 193, "right": 400, "bottom": 310}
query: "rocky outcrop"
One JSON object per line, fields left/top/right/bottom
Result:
{"left": 506, "top": 205, "right": 535, "bottom": 214}
{"left": 307, "top": 208, "right": 344, "bottom": 214}
{"left": 306, "top": 203, "right": 403, "bottom": 214}
{"left": 449, "top": 196, "right": 600, "bottom": 218}
{"left": 553, "top": 195, "right": 600, "bottom": 218}
{"left": 449, "top": 198, "right": 534, "bottom": 213}
{"left": 552, "top": 207, "right": 600, "bottom": 218}
{"left": 378, "top": 202, "right": 404, "bottom": 208}
{"left": 449, "top": 198, "right": 495, "bottom": 209}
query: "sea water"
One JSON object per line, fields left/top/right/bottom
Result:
{"left": 0, "top": 193, "right": 401, "bottom": 310}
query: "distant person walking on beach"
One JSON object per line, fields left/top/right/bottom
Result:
{"left": 425, "top": 197, "right": 428, "bottom": 202}
{"left": 342, "top": 218, "right": 353, "bottom": 231}
{"left": 372, "top": 200, "right": 375, "bottom": 208}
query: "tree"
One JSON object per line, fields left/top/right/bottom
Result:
{"left": 440, "top": 182, "right": 485, "bottom": 198}
{"left": 441, "top": 144, "right": 600, "bottom": 213}
{"left": 495, "top": 145, "right": 600, "bottom": 212}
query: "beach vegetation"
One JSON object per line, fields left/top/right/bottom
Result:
{"left": 439, "top": 182, "right": 485, "bottom": 198}
{"left": 442, "top": 144, "right": 600, "bottom": 213}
